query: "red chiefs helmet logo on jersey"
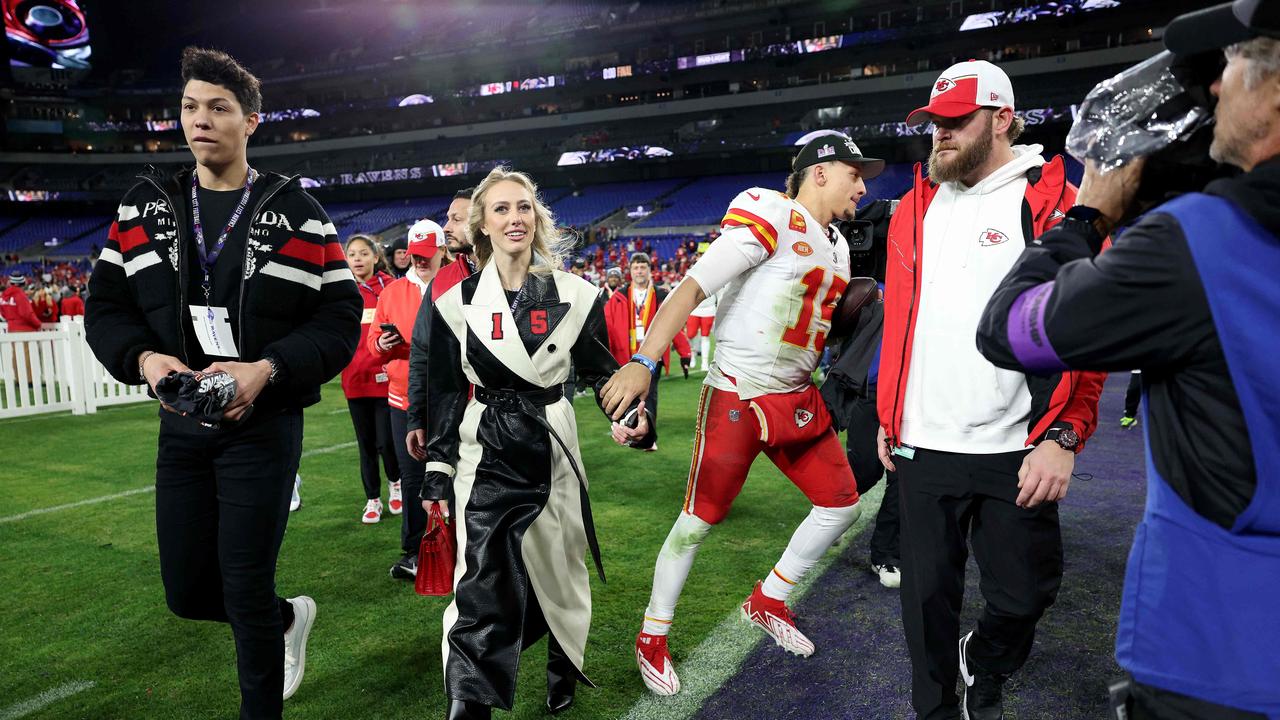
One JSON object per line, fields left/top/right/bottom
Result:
{"left": 795, "top": 408, "right": 814, "bottom": 428}
{"left": 978, "top": 228, "right": 1010, "bottom": 246}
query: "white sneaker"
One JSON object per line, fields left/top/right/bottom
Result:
{"left": 283, "top": 596, "right": 316, "bottom": 700}
{"left": 388, "top": 481, "right": 403, "bottom": 515}
{"left": 871, "top": 563, "right": 901, "bottom": 589}
{"left": 361, "top": 498, "right": 382, "bottom": 524}
{"left": 289, "top": 474, "right": 302, "bottom": 512}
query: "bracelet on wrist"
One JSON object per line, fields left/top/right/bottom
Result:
{"left": 137, "top": 350, "right": 156, "bottom": 379}
{"left": 629, "top": 353, "right": 658, "bottom": 375}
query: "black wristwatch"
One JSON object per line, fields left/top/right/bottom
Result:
{"left": 1064, "top": 205, "right": 1111, "bottom": 255}
{"left": 1043, "top": 425, "right": 1081, "bottom": 452}
{"left": 263, "top": 355, "right": 283, "bottom": 386}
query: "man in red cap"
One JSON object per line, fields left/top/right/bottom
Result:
{"left": 370, "top": 218, "right": 447, "bottom": 580}
{"left": 877, "top": 60, "right": 1106, "bottom": 720}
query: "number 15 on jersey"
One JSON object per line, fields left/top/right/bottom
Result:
{"left": 781, "top": 267, "right": 848, "bottom": 354}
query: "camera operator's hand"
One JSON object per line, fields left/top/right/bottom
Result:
{"left": 1076, "top": 157, "right": 1147, "bottom": 232}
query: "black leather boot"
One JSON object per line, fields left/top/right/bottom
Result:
{"left": 446, "top": 698, "right": 491, "bottom": 720}
{"left": 546, "top": 635, "right": 578, "bottom": 715}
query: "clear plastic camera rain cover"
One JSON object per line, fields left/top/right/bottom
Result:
{"left": 1066, "top": 50, "right": 1213, "bottom": 172}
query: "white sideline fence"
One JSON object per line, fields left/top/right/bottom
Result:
{"left": 0, "top": 316, "right": 149, "bottom": 419}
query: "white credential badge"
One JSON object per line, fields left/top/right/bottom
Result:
{"left": 189, "top": 305, "right": 240, "bottom": 358}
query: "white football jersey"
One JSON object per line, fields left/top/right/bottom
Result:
{"left": 686, "top": 188, "right": 851, "bottom": 399}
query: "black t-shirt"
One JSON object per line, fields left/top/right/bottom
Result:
{"left": 183, "top": 183, "right": 262, "bottom": 369}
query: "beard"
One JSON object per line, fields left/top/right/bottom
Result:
{"left": 1209, "top": 110, "right": 1268, "bottom": 169}
{"left": 928, "top": 116, "right": 994, "bottom": 184}
{"left": 447, "top": 237, "right": 473, "bottom": 255}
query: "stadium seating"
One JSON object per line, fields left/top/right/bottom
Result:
{"left": 633, "top": 173, "right": 784, "bottom": 228}
{"left": 0, "top": 216, "right": 112, "bottom": 255}
{"left": 549, "top": 179, "right": 686, "bottom": 227}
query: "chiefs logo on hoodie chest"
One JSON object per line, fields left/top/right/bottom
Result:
{"left": 978, "top": 227, "right": 1011, "bottom": 247}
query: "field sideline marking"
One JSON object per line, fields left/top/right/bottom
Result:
{"left": 0, "top": 441, "right": 358, "bottom": 525}
{"left": 620, "top": 481, "right": 884, "bottom": 720}
{"left": 0, "top": 680, "right": 96, "bottom": 720}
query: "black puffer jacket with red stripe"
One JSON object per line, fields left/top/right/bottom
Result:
{"left": 86, "top": 165, "right": 362, "bottom": 411}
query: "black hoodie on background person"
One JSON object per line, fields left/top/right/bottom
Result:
{"left": 978, "top": 158, "right": 1280, "bottom": 530}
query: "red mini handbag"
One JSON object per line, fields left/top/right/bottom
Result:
{"left": 415, "top": 503, "right": 456, "bottom": 597}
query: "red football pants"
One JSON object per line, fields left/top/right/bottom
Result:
{"left": 682, "top": 385, "right": 858, "bottom": 524}
{"left": 685, "top": 315, "right": 713, "bottom": 338}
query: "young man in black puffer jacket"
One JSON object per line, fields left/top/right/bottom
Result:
{"left": 86, "top": 47, "right": 361, "bottom": 720}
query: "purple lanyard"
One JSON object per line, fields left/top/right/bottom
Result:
{"left": 191, "top": 167, "right": 258, "bottom": 313}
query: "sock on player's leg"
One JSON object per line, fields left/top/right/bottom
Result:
{"left": 643, "top": 511, "right": 713, "bottom": 635}
{"left": 699, "top": 335, "right": 711, "bottom": 369}
{"left": 761, "top": 503, "right": 861, "bottom": 603}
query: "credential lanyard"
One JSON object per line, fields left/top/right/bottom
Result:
{"left": 191, "top": 167, "right": 258, "bottom": 319}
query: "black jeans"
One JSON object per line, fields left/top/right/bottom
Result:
{"left": 843, "top": 388, "right": 900, "bottom": 566}
{"left": 347, "top": 396, "right": 399, "bottom": 500}
{"left": 895, "top": 446, "right": 1064, "bottom": 720}
{"left": 388, "top": 406, "right": 427, "bottom": 555}
{"left": 155, "top": 409, "right": 303, "bottom": 720}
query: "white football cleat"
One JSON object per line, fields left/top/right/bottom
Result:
{"left": 361, "top": 498, "right": 382, "bottom": 524}
{"left": 741, "top": 581, "right": 814, "bottom": 656}
{"left": 635, "top": 632, "right": 681, "bottom": 696}
{"left": 289, "top": 474, "right": 302, "bottom": 512}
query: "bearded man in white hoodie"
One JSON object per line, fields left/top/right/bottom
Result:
{"left": 874, "top": 60, "right": 1107, "bottom": 720}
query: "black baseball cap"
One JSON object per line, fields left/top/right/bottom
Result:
{"left": 793, "top": 134, "right": 885, "bottom": 179}
{"left": 1165, "top": 0, "right": 1280, "bottom": 55}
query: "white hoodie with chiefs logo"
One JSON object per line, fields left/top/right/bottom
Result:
{"left": 899, "top": 145, "right": 1046, "bottom": 454}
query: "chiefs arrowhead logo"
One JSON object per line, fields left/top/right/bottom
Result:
{"left": 747, "top": 191, "right": 760, "bottom": 201}
{"left": 795, "top": 408, "right": 814, "bottom": 428}
{"left": 789, "top": 210, "right": 807, "bottom": 233}
{"left": 978, "top": 228, "right": 1010, "bottom": 246}
{"left": 935, "top": 77, "right": 955, "bottom": 94}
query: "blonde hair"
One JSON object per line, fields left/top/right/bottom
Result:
{"left": 1007, "top": 113, "right": 1026, "bottom": 143}
{"left": 344, "top": 233, "right": 387, "bottom": 273}
{"left": 467, "top": 166, "right": 570, "bottom": 273}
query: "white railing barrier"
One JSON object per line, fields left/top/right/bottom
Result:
{"left": 0, "top": 317, "right": 150, "bottom": 419}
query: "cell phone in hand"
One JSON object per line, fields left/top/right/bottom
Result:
{"left": 380, "top": 323, "right": 402, "bottom": 337}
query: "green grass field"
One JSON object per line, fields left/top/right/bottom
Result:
{"left": 0, "top": 369, "right": 844, "bottom": 719}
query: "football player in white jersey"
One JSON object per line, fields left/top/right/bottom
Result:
{"left": 602, "top": 134, "right": 885, "bottom": 695}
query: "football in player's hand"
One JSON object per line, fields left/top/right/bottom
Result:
{"left": 829, "top": 277, "right": 879, "bottom": 340}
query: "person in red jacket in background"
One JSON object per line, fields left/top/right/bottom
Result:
{"left": 1, "top": 274, "right": 41, "bottom": 332}
{"left": 32, "top": 287, "right": 59, "bottom": 325}
{"left": 368, "top": 219, "right": 446, "bottom": 579}
{"left": 604, "top": 253, "right": 691, "bottom": 449}
{"left": 59, "top": 285, "right": 85, "bottom": 317}
{"left": 341, "top": 234, "right": 401, "bottom": 525}
{"left": 875, "top": 61, "right": 1106, "bottom": 720}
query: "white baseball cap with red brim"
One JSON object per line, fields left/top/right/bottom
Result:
{"left": 906, "top": 60, "right": 1016, "bottom": 126}
{"left": 406, "top": 218, "right": 446, "bottom": 258}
